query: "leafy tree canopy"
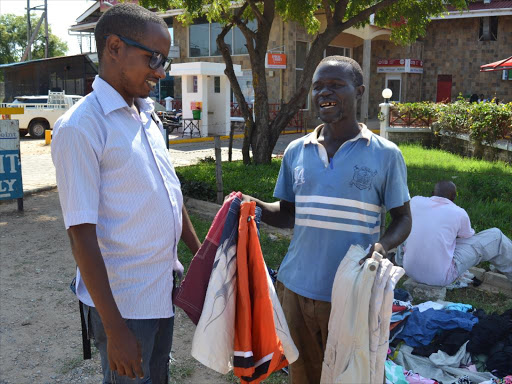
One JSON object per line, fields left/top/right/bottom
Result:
{"left": 0, "top": 13, "right": 68, "bottom": 65}
{"left": 142, "top": 0, "right": 466, "bottom": 45}
{"left": 140, "top": 0, "right": 467, "bottom": 164}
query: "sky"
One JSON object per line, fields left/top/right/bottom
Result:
{"left": 0, "top": 0, "right": 97, "bottom": 55}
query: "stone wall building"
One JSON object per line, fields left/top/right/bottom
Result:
{"left": 69, "top": 0, "right": 512, "bottom": 127}
{"left": 168, "top": 0, "right": 512, "bottom": 125}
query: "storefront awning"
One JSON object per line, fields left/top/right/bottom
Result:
{"left": 480, "top": 56, "right": 512, "bottom": 72}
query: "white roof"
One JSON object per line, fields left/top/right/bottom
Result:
{"left": 169, "top": 62, "right": 243, "bottom": 77}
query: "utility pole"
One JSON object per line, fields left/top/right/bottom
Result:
{"left": 26, "top": 0, "right": 32, "bottom": 61}
{"left": 44, "top": 0, "right": 49, "bottom": 58}
{"left": 24, "top": 0, "right": 49, "bottom": 61}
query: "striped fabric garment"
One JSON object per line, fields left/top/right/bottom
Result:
{"left": 294, "top": 194, "right": 381, "bottom": 235}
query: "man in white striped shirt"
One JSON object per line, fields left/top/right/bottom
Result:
{"left": 51, "top": 4, "right": 201, "bottom": 383}
{"left": 243, "top": 56, "right": 412, "bottom": 384}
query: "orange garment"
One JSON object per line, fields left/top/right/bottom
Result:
{"left": 234, "top": 202, "right": 288, "bottom": 383}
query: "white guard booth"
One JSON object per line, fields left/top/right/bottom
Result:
{"left": 169, "top": 62, "right": 242, "bottom": 137}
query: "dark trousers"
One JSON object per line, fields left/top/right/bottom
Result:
{"left": 84, "top": 304, "right": 174, "bottom": 384}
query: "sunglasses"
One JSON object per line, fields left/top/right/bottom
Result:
{"left": 106, "top": 34, "right": 172, "bottom": 71}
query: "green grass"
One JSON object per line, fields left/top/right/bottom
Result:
{"left": 445, "top": 287, "right": 512, "bottom": 314}
{"left": 177, "top": 144, "right": 512, "bottom": 239}
{"left": 176, "top": 158, "right": 281, "bottom": 203}
{"left": 400, "top": 144, "right": 512, "bottom": 238}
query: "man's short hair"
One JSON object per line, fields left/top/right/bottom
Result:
{"left": 318, "top": 56, "right": 364, "bottom": 87}
{"left": 95, "top": 3, "right": 168, "bottom": 62}
{"left": 434, "top": 180, "right": 457, "bottom": 201}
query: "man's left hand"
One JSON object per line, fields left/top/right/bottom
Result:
{"left": 359, "top": 242, "right": 387, "bottom": 265}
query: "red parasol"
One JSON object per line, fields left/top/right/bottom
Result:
{"left": 480, "top": 56, "right": 512, "bottom": 72}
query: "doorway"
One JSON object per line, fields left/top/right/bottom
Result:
{"left": 385, "top": 74, "right": 402, "bottom": 102}
{"left": 436, "top": 75, "right": 452, "bottom": 103}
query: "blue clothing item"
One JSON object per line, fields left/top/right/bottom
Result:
{"left": 220, "top": 196, "right": 242, "bottom": 245}
{"left": 391, "top": 310, "right": 413, "bottom": 322}
{"left": 398, "top": 308, "right": 478, "bottom": 347}
{"left": 274, "top": 125, "right": 410, "bottom": 301}
{"left": 394, "top": 288, "right": 413, "bottom": 302}
{"left": 444, "top": 303, "right": 473, "bottom": 313}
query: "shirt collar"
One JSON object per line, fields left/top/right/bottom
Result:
{"left": 92, "top": 75, "right": 155, "bottom": 116}
{"left": 430, "top": 196, "right": 455, "bottom": 205}
{"left": 304, "top": 123, "right": 372, "bottom": 147}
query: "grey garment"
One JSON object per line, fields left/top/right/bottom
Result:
{"left": 428, "top": 341, "right": 471, "bottom": 368}
{"left": 394, "top": 344, "right": 496, "bottom": 384}
{"left": 453, "top": 228, "right": 512, "bottom": 281}
{"left": 84, "top": 304, "right": 174, "bottom": 384}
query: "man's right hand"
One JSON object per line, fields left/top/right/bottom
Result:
{"left": 106, "top": 324, "right": 144, "bottom": 379}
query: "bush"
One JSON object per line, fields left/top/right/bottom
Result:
{"left": 394, "top": 100, "right": 512, "bottom": 147}
{"left": 393, "top": 101, "right": 439, "bottom": 121}
{"left": 436, "top": 100, "right": 472, "bottom": 135}
{"left": 176, "top": 172, "right": 216, "bottom": 202}
{"left": 469, "top": 101, "right": 512, "bottom": 145}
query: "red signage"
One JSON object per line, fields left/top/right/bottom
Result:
{"left": 265, "top": 53, "right": 287, "bottom": 69}
{"left": 377, "top": 59, "right": 423, "bottom": 73}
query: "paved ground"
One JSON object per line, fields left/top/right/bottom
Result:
{"left": 19, "top": 133, "right": 302, "bottom": 194}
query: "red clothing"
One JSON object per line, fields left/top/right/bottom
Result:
{"left": 234, "top": 202, "right": 288, "bottom": 383}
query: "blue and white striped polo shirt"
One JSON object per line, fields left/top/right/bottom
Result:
{"left": 274, "top": 124, "right": 410, "bottom": 301}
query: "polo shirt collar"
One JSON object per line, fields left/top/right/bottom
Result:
{"left": 92, "top": 75, "right": 155, "bottom": 116}
{"left": 304, "top": 123, "right": 372, "bottom": 147}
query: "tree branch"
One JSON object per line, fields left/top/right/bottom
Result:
{"left": 217, "top": 25, "right": 249, "bottom": 119}
{"left": 234, "top": 14, "right": 257, "bottom": 40}
{"left": 341, "top": 0, "right": 400, "bottom": 30}
{"left": 262, "top": 0, "right": 275, "bottom": 26}
{"left": 333, "top": 0, "right": 349, "bottom": 22}
{"left": 322, "top": 0, "right": 333, "bottom": 25}
{"left": 246, "top": 0, "right": 265, "bottom": 24}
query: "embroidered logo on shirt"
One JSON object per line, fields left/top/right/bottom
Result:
{"left": 293, "top": 166, "right": 305, "bottom": 186}
{"left": 350, "top": 165, "right": 377, "bottom": 190}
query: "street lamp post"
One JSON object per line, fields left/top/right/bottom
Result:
{"left": 379, "top": 88, "right": 393, "bottom": 139}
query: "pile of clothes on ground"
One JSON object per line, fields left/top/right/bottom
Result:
{"left": 385, "top": 289, "right": 512, "bottom": 384}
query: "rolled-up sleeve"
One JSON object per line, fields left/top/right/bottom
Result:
{"left": 51, "top": 122, "right": 101, "bottom": 229}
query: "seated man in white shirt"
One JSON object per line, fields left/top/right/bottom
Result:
{"left": 403, "top": 180, "right": 512, "bottom": 286}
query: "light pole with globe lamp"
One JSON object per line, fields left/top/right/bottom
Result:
{"left": 379, "top": 88, "right": 393, "bottom": 139}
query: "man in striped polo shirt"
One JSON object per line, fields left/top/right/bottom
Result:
{"left": 244, "top": 56, "right": 412, "bottom": 383}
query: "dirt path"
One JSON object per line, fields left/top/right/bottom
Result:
{"left": 0, "top": 190, "right": 232, "bottom": 384}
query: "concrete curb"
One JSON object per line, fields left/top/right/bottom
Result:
{"left": 469, "top": 267, "right": 512, "bottom": 297}
{"left": 0, "top": 185, "right": 57, "bottom": 207}
{"left": 24, "top": 185, "right": 57, "bottom": 196}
